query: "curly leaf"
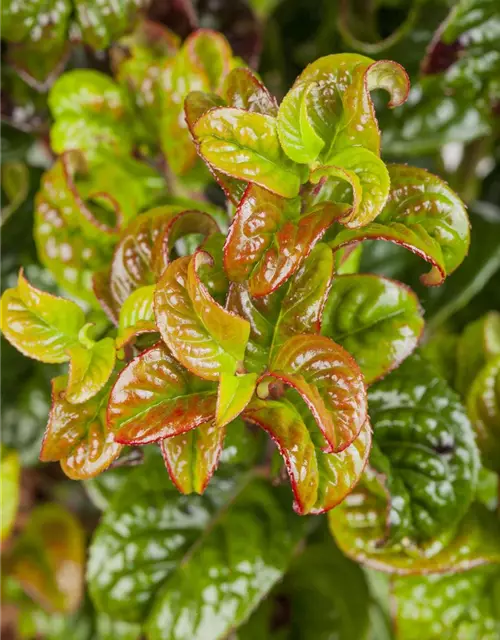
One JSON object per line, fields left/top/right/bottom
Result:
{"left": 0, "top": 446, "right": 20, "bottom": 541}
{"left": 310, "top": 147, "right": 390, "bottom": 227}
{"left": 117, "top": 285, "right": 157, "bottom": 349}
{"left": 456, "top": 311, "right": 500, "bottom": 396}
{"left": 222, "top": 67, "right": 278, "bottom": 115}
{"left": 227, "top": 243, "right": 334, "bottom": 372}
{"left": 262, "top": 334, "right": 367, "bottom": 453}
{"left": 109, "top": 206, "right": 219, "bottom": 310}
{"left": 322, "top": 274, "right": 424, "bottom": 384}
{"left": 155, "top": 254, "right": 250, "bottom": 380}
{"left": 392, "top": 565, "right": 500, "bottom": 639}
{"left": 40, "top": 376, "right": 122, "bottom": 479}
{"left": 224, "top": 184, "right": 339, "bottom": 296}
{"left": 193, "top": 107, "right": 305, "bottom": 198}
{"left": 331, "top": 164, "right": 470, "bottom": 285}
{"left": 107, "top": 343, "right": 217, "bottom": 445}
{"left": 65, "top": 337, "right": 116, "bottom": 404}
{"left": 7, "top": 504, "right": 84, "bottom": 613}
{"left": 160, "top": 422, "right": 226, "bottom": 494}
{"left": 0, "top": 271, "right": 85, "bottom": 363}
{"left": 278, "top": 54, "right": 409, "bottom": 160}
{"left": 467, "top": 355, "right": 500, "bottom": 473}
{"left": 244, "top": 397, "right": 371, "bottom": 514}
{"left": 329, "top": 353, "right": 480, "bottom": 571}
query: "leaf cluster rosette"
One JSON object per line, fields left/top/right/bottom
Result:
{"left": 0, "top": 32, "right": 473, "bottom": 518}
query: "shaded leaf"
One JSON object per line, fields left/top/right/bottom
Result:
{"left": 154, "top": 254, "right": 250, "bottom": 380}
{"left": 456, "top": 311, "right": 500, "bottom": 395}
{"left": 7, "top": 504, "right": 84, "bottom": 613}
{"left": 0, "top": 446, "right": 20, "bottom": 541}
{"left": 40, "top": 376, "right": 122, "bottom": 480}
{"left": 107, "top": 342, "right": 217, "bottom": 445}
{"left": 322, "top": 274, "right": 424, "bottom": 383}
{"left": 74, "top": 0, "right": 149, "bottom": 50}
{"left": 216, "top": 372, "right": 257, "bottom": 427}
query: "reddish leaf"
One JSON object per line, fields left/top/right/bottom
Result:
{"left": 154, "top": 254, "right": 250, "bottom": 380}
{"left": 244, "top": 398, "right": 371, "bottom": 514}
{"left": 160, "top": 422, "right": 225, "bottom": 494}
{"left": 40, "top": 376, "right": 122, "bottom": 480}
{"left": 260, "top": 335, "right": 367, "bottom": 453}
{"left": 222, "top": 67, "right": 278, "bottom": 115}
{"left": 107, "top": 342, "right": 218, "bottom": 445}
{"left": 224, "top": 184, "right": 340, "bottom": 297}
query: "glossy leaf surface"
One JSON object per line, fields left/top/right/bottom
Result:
{"left": 244, "top": 396, "right": 371, "bottom": 514}
{"left": 223, "top": 67, "right": 278, "bottom": 115}
{"left": 107, "top": 343, "right": 217, "bottom": 445}
{"left": 331, "top": 164, "right": 470, "bottom": 286}
{"left": 0, "top": 271, "right": 85, "bottom": 363}
{"left": 322, "top": 274, "right": 424, "bottom": 383}
{"left": 216, "top": 372, "right": 257, "bottom": 427}
{"left": 224, "top": 184, "right": 338, "bottom": 296}
{"left": 264, "top": 334, "right": 367, "bottom": 453}
{"left": 193, "top": 108, "right": 305, "bottom": 198}
{"left": 154, "top": 255, "right": 250, "bottom": 380}
{"left": 66, "top": 337, "right": 116, "bottom": 404}
{"left": 160, "top": 422, "right": 226, "bottom": 494}
{"left": 7, "top": 504, "right": 84, "bottom": 613}
{"left": 40, "top": 376, "right": 122, "bottom": 480}
{"left": 117, "top": 285, "right": 157, "bottom": 349}
{"left": 467, "top": 355, "right": 500, "bottom": 472}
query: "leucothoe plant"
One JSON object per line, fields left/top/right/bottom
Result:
{"left": 0, "top": 30, "right": 472, "bottom": 516}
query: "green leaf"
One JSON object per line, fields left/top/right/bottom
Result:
{"left": 216, "top": 372, "right": 257, "bottom": 427}
{"left": 154, "top": 254, "right": 250, "bottom": 380}
{"left": 65, "top": 337, "right": 116, "bottom": 404}
{"left": 74, "top": 0, "right": 148, "bottom": 50}
{"left": 456, "top": 311, "right": 500, "bottom": 396}
{"left": 222, "top": 67, "right": 278, "bottom": 115}
{"left": 321, "top": 274, "right": 424, "bottom": 384}
{"left": 227, "top": 243, "right": 334, "bottom": 373}
{"left": 467, "top": 355, "right": 500, "bottom": 472}
{"left": 0, "top": 270, "right": 85, "bottom": 363}
{"left": 392, "top": 565, "right": 500, "bottom": 639}
{"left": 117, "top": 285, "right": 157, "bottom": 349}
{"left": 1, "top": 160, "right": 30, "bottom": 225}
{"left": 7, "top": 504, "right": 85, "bottom": 613}
{"left": 0, "top": 446, "right": 20, "bottom": 541}
{"left": 262, "top": 334, "right": 367, "bottom": 453}
{"left": 331, "top": 164, "right": 470, "bottom": 286}
{"left": 146, "top": 476, "right": 306, "bottom": 639}
{"left": 109, "top": 206, "right": 219, "bottom": 312}
{"left": 282, "top": 543, "right": 370, "bottom": 639}
{"left": 244, "top": 396, "right": 371, "bottom": 514}
{"left": 40, "top": 376, "right": 123, "bottom": 479}
{"left": 193, "top": 108, "right": 305, "bottom": 198}
{"left": 224, "top": 184, "right": 339, "bottom": 296}
{"left": 107, "top": 342, "right": 218, "bottom": 445}
{"left": 160, "top": 422, "right": 226, "bottom": 494}
{"left": 329, "top": 353, "right": 480, "bottom": 570}
{"left": 49, "top": 70, "right": 133, "bottom": 158}
{"left": 310, "top": 147, "right": 390, "bottom": 227}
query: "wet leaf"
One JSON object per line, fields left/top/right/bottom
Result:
{"left": 107, "top": 342, "right": 217, "bottom": 445}
{"left": 160, "top": 422, "right": 226, "bottom": 494}
{"left": 74, "top": 0, "right": 149, "bottom": 50}
{"left": 226, "top": 243, "right": 334, "bottom": 372}
{"left": 262, "top": 334, "right": 367, "bottom": 453}
{"left": 331, "top": 164, "right": 470, "bottom": 286}
{"left": 244, "top": 396, "right": 371, "bottom": 514}
{"left": 322, "top": 274, "right": 424, "bottom": 384}
{"left": 117, "top": 285, "right": 157, "bottom": 349}
{"left": 0, "top": 446, "right": 20, "bottom": 541}
{"left": 154, "top": 254, "right": 250, "bottom": 380}
{"left": 224, "top": 184, "right": 339, "bottom": 296}
{"left": 392, "top": 565, "right": 500, "bottom": 639}
{"left": 40, "top": 376, "right": 122, "bottom": 480}
{"left": 193, "top": 107, "right": 305, "bottom": 197}
{"left": 0, "top": 270, "right": 85, "bottom": 363}
{"left": 467, "top": 355, "right": 500, "bottom": 472}
{"left": 65, "top": 337, "right": 116, "bottom": 405}
{"left": 329, "top": 353, "right": 480, "bottom": 570}
{"left": 216, "top": 372, "right": 257, "bottom": 427}
{"left": 7, "top": 504, "right": 84, "bottom": 613}
{"left": 222, "top": 67, "right": 278, "bottom": 115}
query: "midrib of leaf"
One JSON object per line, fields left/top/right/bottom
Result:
{"left": 119, "top": 390, "right": 217, "bottom": 427}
